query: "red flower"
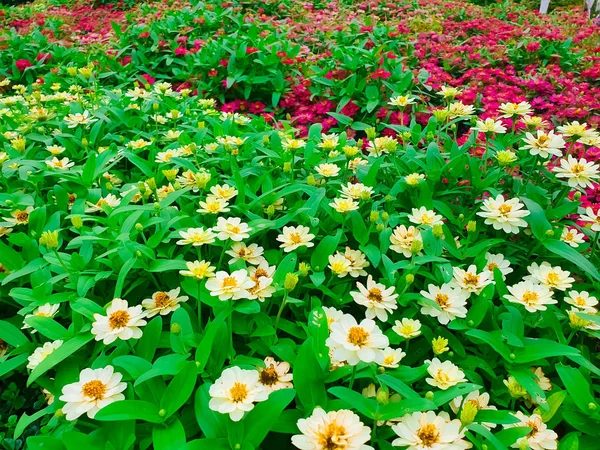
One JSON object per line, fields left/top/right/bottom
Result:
{"left": 15, "top": 59, "right": 33, "bottom": 71}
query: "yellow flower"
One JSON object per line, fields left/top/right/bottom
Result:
{"left": 432, "top": 336, "right": 449, "bottom": 355}
{"left": 179, "top": 260, "right": 216, "bottom": 279}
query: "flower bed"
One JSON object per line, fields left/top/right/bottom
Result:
{"left": 1, "top": 1, "right": 600, "bottom": 450}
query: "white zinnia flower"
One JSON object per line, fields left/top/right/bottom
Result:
{"left": 522, "top": 130, "right": 565, "bottom": 158}
{"left": 45, "top": 157, "right": 74, "bottom": 170}
{"left": 390, "top": 225, "right": 423, "bottom": 258}
{"left": 205, "top": 269, "right": 254, "bottom": 301}
{"left": 477, "top": 194, "right": 530, "bottom": 234}
{"left": 420, "top": 283, "right": 469, "bottom": 325}
{"left": 85, "top": 194, "right": 121, "bottom": 213}
{"left": 473, "top": 118, "right": 507, "bottom": 134}
{"left": 498, "top": 101, "right": 532, "bottom": 118}
{"left": 408, "top": 207, "right": 444, "bottom": 227}
{"left": 560, "top": 227, "right": 585, "bottom": 247}
{"left": 504, "top": 412, "right": 558, "bottom": 450}
{"left": 376, "top": 347, "right": 406, "bottom": 369}
{"left": 179, "top": 260, "right": 216, "bottom": 279}
{"left": 425, "top": 358, "right": 467, "bottom": 390}
{"left": 392, "top": 318, "right": 422, "bottom": 339}
{"left": 208, "top": 366, "right": 268, "bottom": 422}
{"left": 258, "top": 357, "right": 293, "bottom": 393}
{"left": 329, "top": 253, "right": 352, "bottom": 277}
{"left": 580, "top": 207, "right": 600, "bottom": 232}
{"left": 213, "top": 217, "right": 252, "bottom": 241}
{"left": 553, "top": 155, "right": 600, "bottom": 189}
{"left": 27, "top": 340, "right": 63, "bottom": 370}
{"left": 226, "top": 242, "right": 266, "bottom": 265}
{"left": 391, "top": 410, "right": 470, "bottom": 449}
{"left": 176, "top": 227, "right": 216, "bottom": 246}
{"left": 22, "top": 303, "right": 60, "bottom": 331}
{"left": 197, "top": 196, "right": 230, "bottom": 215}
{"left": 326, "top": 314, "right": 389, "bottom": 366}
{"left": 292, "top": 407, "right": 373, "bottom": 450}
{"left": 350, "top": 275, "right": 398, "bottom": 321}
{"left": 277, "top": 225, "right": 315, "bottom": 252}
{"left": 564, "top": 290, "right": 598, "bottom": 312}
{"left": 525, "top": 261, "right": 574, "bottom": 291}
{"left": 210, "top": 184, "right": 238, "bottom": 200}
{"left": 452, "top": 265, "right": 493, "bottom": 295}
{"left": 484, "top": 253, "right": 513, "bottom": 279}
{"left": 92, "top": 298, "right": 147, "bottom": 344}
{"left": 505, "top": 281, "right": 557, "bottom": 312}
{"left": 142, "top": 288, "right": 188, "bottom": 317}
{"left": 343, "top": 247, "right": 370, "bottom": 277}
{"left": 315, "top": 163, "right": 340, "bottom": 177}
{"left": 59, "top": 366, "right": 127, "bottom": 420}
{"left": 450, "top": 390, "right": 498, "bottom": 429}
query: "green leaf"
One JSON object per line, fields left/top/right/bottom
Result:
{"left": 534, "top": 391, "right": 567, "bottom": 422}
{"left": 556, "top": 364, "right": 597, "bottom": 414}
{"left": 543, "top": 240, "right": 600, "bottom": 281}
{"left": 310, "top": 229, "right": 342, "bottom": 272}
{"left": 0, "top": 320, "right": 29, "bottom": 347}
{"left": 94, "top": 400, "right": 163, "bottom": 423}
{"left": 161, "top": 362, "right": 198, "bottom": 418}
{"left": 195, "top": 383, "right": 227, "bottom": 439}
{"left": 14, "top": 405, "right": 55, "bottom": 439}
{"left": 24, "top": 316, "right": 68, "bottom": 340}
{"left": 243, "top": 389, "right": 296, "bottom": 447}
{"left": 137, "top": 315, "right": 162, "bottom": 361}
{"left": 152, "top": 419, "right": 186, "bottom": 450}
{"left": 328, "top": 386, "right": 378, "bottom": 418}
{"left": 559, "top": 432, "right": 579, "bottom": 450}
{"left": 295, "top": 338, "right": 328, "bottom": 411}
{"left": 475, "top": 410, "right": 521, "bottom": 425}
{"left": 521, "top": 197, "right": 552, "bottom": 241}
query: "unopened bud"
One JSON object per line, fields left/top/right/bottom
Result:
{"left": 370, "top": 211, "right": 379, "bottom": 222}
{"left": 573, "top": 191, "right": 581, "bottom": 200}
{"left": 432, "top": 224, "right": 444, "bottom": 239}
{"left": 153, "top": 103, "right": 159, "bottom": 111}
{"left": 381, "top": 212, "right": 389, "bottom": 221}
{"left": 283, "top": 162, "right": 292, "bottom": 172}
{"left": 410, "top": 239, "right": 423, "bottom": 254}
{"left": 159, "top": 409, "right": 167, "bottom": 417}
{"left": 135, "top": 223, "right": 144, "bottom": 231}
{"left": 466, "top": 221, "right": 477, "bottom": 232}
{"left": 39, "top": 230, "right": 59, "bottom": 249}
{"left": 405, "top": 274, "right": 414, "bottom": 285}
{"left": 81, "top": 138, "right": 88, "bottom": 147}
{"left": 365, "top": 127, "right": 377, "bottom": 140}
{"left": 307, "top": 175, "right": 316, "bottom": 186}
{"left": 284, "top": 273, "right": 299, "bottom": 291}
{"left": 376, "top": 388, "right": 389, "bottom": 405}
{"left": 145, "top": 177, "right": 157, "bottom": 190}
{"left": 71, "top": 215, "right": 83, "bottom": 229}
{"left": 425, "top": 391, "right": 434, "bottom": 400}
{"left": 153, "top": 203, "right": 161, "bottom": 212}
{"left": 460, "top": 400, "right": 478, "bottom": 426}
{"left": 545, "top": 229, "right": 554, "bottom": 237}
{"left": 171, "top": 323, "right": 181, "bottom": 335}
{"left": 376, "top": 224, "right": 384, "bottom": 232}
{"left": 298, "top": 262, "right": 311, "bottom": 276}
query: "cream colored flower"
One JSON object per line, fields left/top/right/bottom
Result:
{"left": 208, "top": 366, "right": 268, "bottom": 422}
{"left": 59, "top": 366, "right": 126, "bottom": 420}
{"left": 210, "top": 184, "right": 238, "bottom": 201}
{"left": 197, "top": 196, "right": 230, "bottom": 214}
{"left": 179, "top": 260, "right": 216, "bottom": 279}
{"left": 447, "top": 101, "right": 475, "bottom": 119}
{"left": 27, "top": 340, "right": 63, "bottom": 370}
{"left": 498, "top": 101, "right": 532, "bottom": 118}
{"left": 330, "top": 197, "right": 359, "bottom": 214}
{"left": 85, "top": 194, "right": 121, "bottom": 213}
{"left": 92, "top": 298, "right": 147, "bottom": 344}
{"left": 564, "top": 290, "right": 598, "bottom": 312}
{"left": 392, "top": 411, "right": 470, "bottom": 449}
{"left": 477, "top": 194, "right": 530, "bottom": 234}
{"left": 408, "top": 207, "right": 444, "bottom": 227}
{"left": 452, "top": 264, "right": 493, "bottom": 295}
{"left": 213, "top": 217, "right": 252, "bottom": 241}
{"left": 522, "top": 130, "right": 565, "bottom": 158}
{"left": 155, "top": 149, "right": 181, "bottom": 163}
{"left": 392, "top": 318, "right": 422, "bottom": 339}
{"left": 405, "top": 173, "right": 426, "bottom": 186}
{"left": 420, "top": 283, "right": 469, "bottom": 325}
{"left": 315, "top": 163, "right": 340, "bottom": 177}
{"left": 142, "top": 288, "right": 188, "bottom": 317}
{"left": 226, "top": 242, "right": 266, "bottom": 265}
{"left": 376, "top": 347, "right": 406, "bottom": 368}
{"left": 553, "top": 156, "right": 599, "bottom": 189}
{"left": 426, "top": 358, "right": 467, "bottom": 390}
{"left": 343, "top": 247, "right": 370, "bottom": 277}
{"left": 64, "top": 111, "right": 97, "bottom": 128}
{"left": 323, "top": 306, "right": 344, "bottom": 331}
{"left": 484, "top": 252, "right": 513, "bottom": 279}
{"left": 505, "top": 281, "right": 557, "bottom": 312}
{"left": 246, "top": 272, "right": 276, "bottom": 301}
{"left": 176, "top": 227, "right": 216, "bottom": 246}
{"left": 22, "top": 303, "right": 60, "bottom": 331}
{"left": 258, "top": 357, "right": 293, "bottom": 393}
{"left": 205, "top": 269, "right": 254, "bottom": 301}
{"left": 329, "top": 253, "right": 352, "bottom": 277}
{"left": 45, "top": 157, "right": 74, "bottom": 170}
{"left": 389, "top": 95, "right": 417, "bottom": 107}
{"left": 556, "top": 121, "right": 592, "bottom": 139}
{"left": 580, "top": 207, "right": 600, "bottom": 232}
{"left": 3, "top": 206, "right": 34, "bottom": 226}
{"left": 390, "top": 225, "right": 423, "bottom": 258}
{"left": 292, "top": 407, "right": 373, "bottom": 450}
{"left": 326, "top": 314, "right": 389, "bottom": 365}
{"left": 439, "top": 86, "right": 462, "bottom": 99}
{"left": 560, "top": 227, "right": 585, "bottom": 247}
{"left": 350, "top": 275, "right": 398, "bottom": 321}
{"left": 277, "top": 225, "right": 315, "bottom": 252}
{"left": 504, "top": 412, "right": 558, "bottom": 450}
{"left": 525, "top": 261, "right": 574, "bottom": 291}
{"left": 341, "top": 183, "right": 373, "bottom": 200}
{"left": 473, "top": 118, "right": 507, "bottom": 134}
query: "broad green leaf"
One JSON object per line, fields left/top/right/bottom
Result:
{"left": 161, "top": 361, "right": 198, "bottom": 418}
{"left": 94, "top": 400, "right": 163, "bottom": 423}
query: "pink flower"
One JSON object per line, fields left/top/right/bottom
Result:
{"left": 15, "top": 59, "right": 33, "bottom": 71}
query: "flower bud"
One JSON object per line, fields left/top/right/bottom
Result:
{"left": 162, "top": 169, "right": 178, "bottom": 181}
{"left": 425, "top": 391, "right": 434, "bottom": 400}
{"left": 171, "top": 323, "right": 181, "bottom": 335}
{"left": 410, "top": 239, "right": 423, "bottom": 255}
{"left": 283, "top": 162, "right": 292, "bottom": 172}
{"left": 460, "top": 400, "right": 478, "bottom": 426}
{"left": 432, "top": 336, "right": 449, "bottom": 355}
{"left": 153, "top": 202, "right": 161, "bottom": 212}
{"left": 71, "top": 215, "right": 83, "bottom": 229}
{"left": 153, "top": 103, "right": 159, "bottom": 111}
{"left": 376, "top": 224, "right": 384, "bottom": 232}
{"left": 198, "top": 121, "right": 205, "bottom": 129}
{"left": 159, "top": 409, "right": 167, "bottom": 417}
{"left": 405, "top": 274, "right": 414, "bottom": 285}
{"left": 307, "top": 175, "right": 316, "bottom": 186}
{"left": 365, "top": 127, "right": 377, "bottom": 140}
{"left": 376, "top": 388, "right": 389, "bottom": 405}
{"left": 381, "top": 211, "right": 389, "bottom": 221}
{"left": 589, "top": 403, "right": 597, "bottom": 411}
{"left": 135, "top": 223, "right": 144, "bottom": 232}
{"left": 466, "top": 221, "right": 477, "bottom": 232}
{"left": 81, "top": 138, "right": 88, "bottom": 147}
{"left": 432, "top": 224, "right": 444, "bottom": 239}
{"left": 266, "top": 204, "right": 275, "bottom": 216}
{"left": 146, "top": 177, "right": 157, "bottom": 190}
{"left": 545, "top": 229, "right": 554, "bottom": 237}
{"left": 284, "top": 273, "right": 299, "bottom": 292}
{"left": 504, "top": 376, "right": 527, "bottom": 398}
{"left": 39, "top": 230, "right": 59, "bottom": 249}
{"left": 370, "top": 211, "right": 379, "bottom": 222}
{"left": 573, "top": 191, "right": 581, "bottom": 200}
{"left": 298, "top": 262, "right": 311, "bottom": 276}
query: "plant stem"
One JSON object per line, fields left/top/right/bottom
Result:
{"left": 53, "top": 250, "right": 71, "bottom": 275}
{"left": 591, "top": 231, "right": 599, "bottom": 259}
{"left": 349, "top": 365, "right": 358, "bottom": 390}
{"left": 274, "top": 292, "right": 288, "bottom": 332}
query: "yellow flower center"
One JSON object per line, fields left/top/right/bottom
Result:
{"left": 347, "top": 326, "right": 369, "bottom": 347}
{"left": 259, "top": 366, "right": 279, "bottom": 386}
{"left": 108, "top": 310, "right": 130, "bottom": 329}
{"left": 571, "top": 163, "right": 585, "bottom": 175}
{"left": 522, "top": 290, "right": 539, "bottom": 305}
{"left": 383, "top": 355, "right": 396, "bottom": 365}
{"left": 416, "top": 423, "right": 441, "bottom": 447}
{"left": 498, "top": 203, "right": 512, "bottom": 215}
{"left": 487, "top": 262, "right": 498, "bottom": 271}
{"left": 153, "top": 292, "right": 172, "bottom": 309}
{"left": 367, "top": 288, "right": 383, "bottom": 303}
{"left": 82, "top": 379, "right": 107, "bottom": 400}
{"left": 526, "top": 421, "right": 539, "bottom": 438}
{"left": 435, "top": 293, "right": 449, "bottom": 308}
{"left": 15, "top": 210, "right": 29, "bottom": 223}
{"left": 222, "top": 276, "right": 238, "bottom": 288}
{"left": 230, "top": 382, "right": 248, "bottom": 403}
{"left": 575, "top": 296, "right": 586, "bottom": 306}
{"left": 536, "top": 135, "right": 550, "bottom": 146}
{"left": 227, "top": 225, "right": 241, "bottom": 234}
{"left": 463, "top": 273, "right": 480, "bottom": 286}
{"left": 546, "top": 272, "right": 560, "bottom": 285}
{"left": 421, "top": 213, "right": 432, "bottom": 225}
{"left": 317, "top": 423, "right": 347, "bottom": 450}
{"left": 435, "top": 369, "right": 451, "bottom": 385}
{"left": 289, "top": 232, "right": 303, "bottom": 244}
